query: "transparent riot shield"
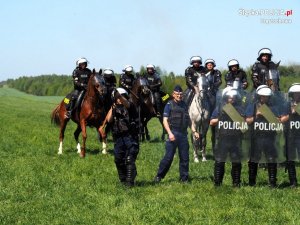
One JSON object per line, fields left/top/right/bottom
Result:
{"left": 248, "top": 91, "right": 286, "bottom": 163}
{"left": 285, "top": 93, "right": 300, "bottom": 162}
{"left": 214, "top": 88, "right": 250, "bottom": 162}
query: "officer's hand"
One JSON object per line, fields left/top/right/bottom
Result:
{"left": 256, "top": 110, "right": 262, "bottom": 116}
{"left": 168, "top": 132, "right": 175, "bottom": 141}
{"left": 81, "top": 83, "right": 87, "bottom": 89}
{"left": 193, "top": 131, "right": 200, "bottom": 140}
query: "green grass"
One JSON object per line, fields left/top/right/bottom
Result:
{"left": 1, "top": 87, "right": 300, "bottom": 225}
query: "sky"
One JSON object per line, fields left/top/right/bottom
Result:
{"left": 0, "top": 0, "right": 299, "bottom": 81}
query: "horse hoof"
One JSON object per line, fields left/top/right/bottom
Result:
{"left": 57, "top": 152, "right": 62, "bottom": 155}
{"left": 194, "top": 158, "right": 199, "bottom": 163}
{"left": 202, "top": 157, "right": 207, "bottom": 162}
{"left": 80, "top": 151, "right": 85, "bottom": 158}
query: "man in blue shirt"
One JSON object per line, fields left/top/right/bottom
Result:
{"left": 154, "top": 85, "right": 191, "bottom": 183}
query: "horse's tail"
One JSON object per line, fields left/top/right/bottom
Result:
{"left": 51, "top": 104, "right": 61, "bottom": 126}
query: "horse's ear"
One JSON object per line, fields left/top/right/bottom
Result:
{"left": 99, "top": 69, "right": 102, "bottom": 75}
{"left": 93, "top": 68, "right": 96, "bottom": 74}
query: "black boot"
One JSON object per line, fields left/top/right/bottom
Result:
{"left": 65, "top": 98, "right": 75, "bottom": 119}
{"left": 115, "top": 163, "right": 126, "bottom": 184}
{"left": 287, "top": 161, "right": 298, "bottom": 187}
{"left": 268, "top": 163, "right": 277, "bottom": 188}
{"left": 214, "top": 161, "right": 225, "bottom": 186}
{"left": 248, "top": 162, "right": 258, "bottom": 186}
{"left": 231, "top": 163, "right": 242, "bottom": 187}
{"left": 125, "top": 156, "right": 137, "bottom": 187}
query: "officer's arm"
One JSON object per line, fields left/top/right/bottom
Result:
{"left": 241, "top": 71, "right": 248, "bottom": 89}
{"left": 72, "top": 70, "right": 81, "bottom": 88}
{"left": 151, "top": 78, "right": 162, "bottom": 88}
{"left": 246, "top": 117, "right": 254, "bottom": 124}
{"left": 163, "top": 117, "right": 175, "bottom": 141}
{"left": 185, "top": 68, "right": 195, "bottom": 89}
{"left": 214, "top": 70, "right": 222, "bottom": 88}
{"left": 251, "top": 63, "right": 261, "bottom": 88}
{"left": 99, "top": 107, "right": 113, "bottom": 139}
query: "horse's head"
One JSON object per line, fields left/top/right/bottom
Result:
{"left": 88, "top": 69, "right": 107, "bottom": 96}
{"left": 134, "top": 77, "right": 151, "bottom": 97}
{"left": 266, "top": 69, "right": 280, "bottom": 91}
{"left": 197, "top": 74, "right": 209, "bottom": 98}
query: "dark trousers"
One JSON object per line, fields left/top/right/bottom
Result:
{"left": 156, "top": 130, "right": 189, "bottom": 181}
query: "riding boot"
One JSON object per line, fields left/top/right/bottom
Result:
{"left": 248, "top": 162, "right": 258, "bottom": 186}
{"left": 231, "top": 163, "right": 242, "bottom": 187}
{"left": 268, "top": 163, "right": 277, "bottom": 188}
{"left": 214, "top": 161, "right": 225, "bottom": 186}
{"left": 125, "top": 156, "right": 137, "bottom": 187}
{"left": 287, "top": 161, "right": 297, "bottom": 187}
{"left": 65, "top": 98, "right": 75, "bottom": 118}
{"left": 183, "top": 88, "right": 194, "bottom": 108}
{"left": 211, "top": 126, "right": 216, "bottom": 152}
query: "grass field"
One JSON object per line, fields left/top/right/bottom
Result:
{"left": 1, "top": 86, "right": 300, "bottom": 225}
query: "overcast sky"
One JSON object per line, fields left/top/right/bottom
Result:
{"left": 0, "top": 0, "right": 299, "bottom": 81}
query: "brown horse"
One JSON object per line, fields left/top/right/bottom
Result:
{"left": 129, "top": 76, "right": 157, "bottom": 141}
{"left": 51, "top": 69, "right": 107, "bottom": 157}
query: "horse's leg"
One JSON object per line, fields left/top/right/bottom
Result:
{"left": 159, "top": 117, "right": 166, "bottom": 141}
{"left": 80, "top": 120, "right": 87, "bottom": 158}
{"left": 74, "top": 125, "right": 82, "bottom": 154}
{"left": 190, "top": 120, "right": 200, "bottom": 163}
{"left": 58, "top": 115, "right": 69, "bottom": 154}
{"left": 145, "top": 117, "right": 151, "bottom": 141}
{"left": 201, "top": 121, "right": 210, "bottom": 162}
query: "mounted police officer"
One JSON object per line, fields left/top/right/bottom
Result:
{"left": 101, "top": 87, "right": 139, "bottom": 187}
{"left": 184, "top": 56, "right": 206, "bottom": 107}
{"left": 145, "top": 64, "right": 163, "bottom": 117}
{"left": 210, "top": 87, "right": 248, "bottom": 187}
{"left": 65, "top": 57, "right": 92, "bottom": 118}
{"left": 284, "top": 83, "right": 300, "bottom": 187}
{"left": 252, "top": 48, "right": 281, "bottom": 90}
{"left": 154, "top": 85, "right": 190, "bottom": 183}
{"left": 119, "top": 65, "right": 136, "bottom": 94}
{"left": 103, "top": 68, "right": 116, "bottom": 97}
{"left": 245, "top": 85, "right": 288, "bottom": 187}
{"left": 205, "top": 59, "right": 222, "bottom": 151}
{"left": 225, "top": 59, "right": 248, "bottom": 90}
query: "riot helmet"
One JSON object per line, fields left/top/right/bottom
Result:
{"left": 257, "top": 48, "right": 272, "bottom": 61}
{"left": 227, "top": 59, "right": 239, "bottom": 71}
{"left": 190, "top": 56, "right": 202, "bottom": 65}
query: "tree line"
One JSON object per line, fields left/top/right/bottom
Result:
{"left": 4, "top": 64, "right": 300, "bottom": 96}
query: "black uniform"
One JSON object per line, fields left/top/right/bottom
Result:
{"left": 225, "top": 69, "right": 248, "bottom": 89}
{"left": 145, "top": 72, "right": 163, "bottom": 115}
{"left": 252, "top": 61, "right": 280, "bottom": 89}
{"left": 112, "top": 102, "right": 139, "bottom": 186}
{"left": 66, "top": 67, "right": 92, "bottom": 115}
{"left": 119, "top": 73, "right": 135, "bottom": 93}
{"left": 184, "top": 65, "right": 206, "bottom": 106}
{"left": 103, "top": 73, "right": 117, "bottom": 112}
{"left": 285, "top": 101, "right": 300, "bottom": 186}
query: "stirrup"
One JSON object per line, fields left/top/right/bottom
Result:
{"left": 65, "top": 111, "right": 71, "bottom": 119}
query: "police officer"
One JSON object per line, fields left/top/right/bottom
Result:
{"left": 205, "top": 59, "right": 222, "bottom": 151}
{"left": 119, "top": 65, "right": 135, "bottom": 94}
{"left": 145, "top": 64, "right": 163, "bottom": 117}
{"left": 252, "top": 48, "right": 280, "bottom": 90}
{"left": 225, "top": 59, "right": 248, "bottom": 89}
{"left": 103, "top": 68, "right": 116, "bottom": 96}
{"left": 210, "top": 88, "right": 246, "bottom": 187}
{"left": 154, "top": 85, "right": 190, "bottom": 183}
{"left": 284, "top": 83, "right": 300, "bottom": 187}
{"left": 245, "top": 85, "right": 288, "bottom": 187}
{"left": 184, "top": 56, "right": 206, "bottom": 107}
{"left": 66, "top": 57, "right": 92, "bottom": 118}
{"left": 101, "top": 87, "right": 139, "bottom": 187}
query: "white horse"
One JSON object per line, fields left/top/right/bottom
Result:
{"left": 189, "top": 75, "right": 212, "bottom": 162}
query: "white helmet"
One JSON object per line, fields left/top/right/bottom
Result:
{"left": 123, "top": 65, "right": 133, "bottom": 72}
{"left": 257, "top": 48, "right": 272, "bottom": 60}
{"left": 288, "top": 83, "right": 300, "bottom": 96}
{"left": 146, "top": 64, "right": 155, "bottom": 70}
{"left": 190, "top": 56, "right": 202, "bottom": 65}
{"left": 103, "top": 68, "right": 114, "bottom": 76}
{"left": 76, "top": 57, "right": 89, "bottom": 66}
{"left": 116, "top": 87, "right": 128, "bottom": 96}
{"left": 204, "top": 59, "right": 216, "bottom": 67}
{"left": 227, "top": 59, "right": 239, "bottom": 68}
{"left": 256, "top": 85, "right": 272, "bottom": 96}
{"left": 222, "top": 86, "right": 233, "bottom": 97}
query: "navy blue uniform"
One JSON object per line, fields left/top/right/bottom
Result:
{"left": 156, "top": 100, "right": 190, "bottom": 182}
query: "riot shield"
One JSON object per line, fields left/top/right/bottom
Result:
{"left": 248, "top": 91, "right": 286, "bottom": 163}
{"left": 285, "top": 94, "right": 300, "bottom": 162}
{"left": 214, "top": 88, "right": 250, "bottom": 162}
